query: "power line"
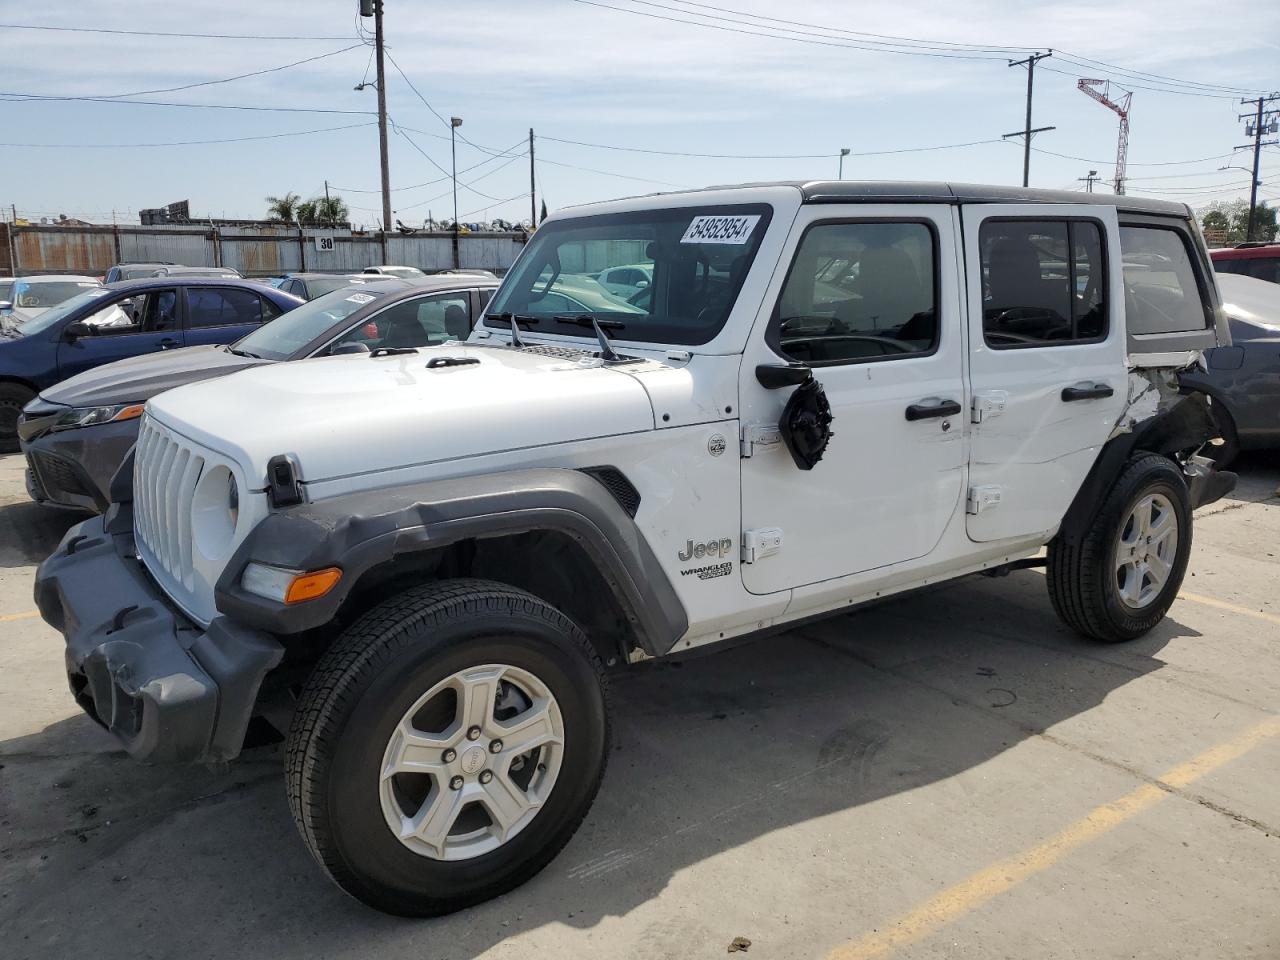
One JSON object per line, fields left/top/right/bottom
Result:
{"left": 0, "top": 23, "right": 354, "bottom": 41}
{"left": 458, "top": 192, "right": 531, "bottom": 222}
{"left": 565, "top": 0, "right": 1010, "bottom": 60}
{"left": 331, "top": 138, "right": 528, "bottom": 194}
{"left": 0, "top": 91, "right": 373, "bottom": 115}
{"left": 536, "top": 154, "right": 690, "bottom": 188}
{"left": 1030, "top": 145, "right": 1244, "bottom": 167}
{"left": 0, "top": 121, "right": 376, "bottom": 148}
{"left": 398, "top": 153, "right": 529, "bottom": 211}
{"left": 536, "top": 132, "right": 1006, "bottom": 160}
{"left": 94, "top": 44, "right": 363, "bottom": 100}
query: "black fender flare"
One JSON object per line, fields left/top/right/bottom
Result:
{"left": 212, "top": 468, "right": 689, "bottom": 657}
{"left": 1056, "top": 389, "right": 1235, "bottom": 547}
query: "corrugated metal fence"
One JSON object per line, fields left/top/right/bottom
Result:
{"left": 0, "top": 223, "right": 527, "bottom": 277}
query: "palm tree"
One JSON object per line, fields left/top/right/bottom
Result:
{"left": 296, "top": 198, "right": 319, "bottom": 225}
{"left": 265, "top": 192, "right": 301, "bottom": 222}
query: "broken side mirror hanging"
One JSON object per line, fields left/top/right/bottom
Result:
{"left": 779, "top": 378, "right": 834, "bottom": 470}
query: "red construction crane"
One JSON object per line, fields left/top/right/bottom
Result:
{"left": 1077, "top": 78, "right": 1133, "bottom": 195}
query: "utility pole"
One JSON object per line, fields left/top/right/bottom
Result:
{"left": 450, "top": 116, "right": 463, "bottom": 267}
{"left": 1078, "top": 170, "right": 1100, "bottom": 193}
{"left": 324, "top": 179, "right": 331, "bottom": 224}
{"left": 1237, "top": 93, "right": 1279, "bottom": 242}
{"left": 838, "top": 147, "right": 851, "bottom": 180}
{"left": 529, "top": 128, "right": 536, "bottom": 228}
{"left": 1003, "top": 51, "right": 1054, "bottom": 187}
{"left": 359, "top": 0, "right": 392, "bottom": 234}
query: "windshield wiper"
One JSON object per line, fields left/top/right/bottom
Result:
{"left": 552, "top": 314, "right": 625, "bottom": 362}
{"left": 227, "top": 347, "right": 262, "bottom": 359}
{"left": 484, "top": 311, "right": 541, "bottom": 327}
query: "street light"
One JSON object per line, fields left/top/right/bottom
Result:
{"left": 838, "top": 147, "right": 851, "bottom": 180}
{"left": 451, "top": 117, "right": 463, "bottom": 231}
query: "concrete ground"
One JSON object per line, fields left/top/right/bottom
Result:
{"left": 1, "top": 450, "right": 1277, "bottom": 960}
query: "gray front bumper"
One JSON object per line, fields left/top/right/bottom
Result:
{"left": 34, "top": 510, "right": 284, "bottom": 763}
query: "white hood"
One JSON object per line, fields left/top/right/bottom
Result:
{"left": 147, "top": 343, "right": 659, "bottom": 486}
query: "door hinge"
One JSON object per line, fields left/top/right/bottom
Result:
{"left": 740, "top": 422, "right": 782, "bottom": 458}
{"left": 971, "top": 390, "right": 1008, "bottom": 424}
{"left": 967, "top": 485, "right": 1003, "bottom": 515}
{"left": 742, "top": 527, "right": 783, "bottom": 563}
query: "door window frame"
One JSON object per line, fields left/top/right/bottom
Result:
{"left": 67, "top": 288, "right": 182, "bottom": 340}
{"left": 764, "top": 216, "right": 943, "bottom": 368}
{"left": 977, "top": 215, "right": 1111, "bottom": 351}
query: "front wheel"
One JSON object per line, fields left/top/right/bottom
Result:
{"left": 0, "top": 382, "right": 35, "bottom": 453}
{"left": 286, "top": 579, "right": 609, "bottom": 916}
{"left": 1047, "top": 453, "right": 1192, "bottom": 642}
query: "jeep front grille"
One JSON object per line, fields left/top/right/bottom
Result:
{"left": 134, "top": 416, "right": 205, "bottom": 592}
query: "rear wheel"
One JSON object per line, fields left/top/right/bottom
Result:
{"left": 0, "top": 383, "right": 35, "bottom": 453}
{"left": 286, "top": 579, "right": 608, "bottom": 916}
{"left": 1048, "top": 453, "right": 1192, "bottom": 642}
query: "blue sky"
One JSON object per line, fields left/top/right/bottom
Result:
{"left": 2, "top": 0, "right": 1278, "bottom": 228}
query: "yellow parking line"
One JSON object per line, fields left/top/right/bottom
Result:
{"left": 0, "top": 610, "right": 39, "bottom": 623}
{"left": 827, "top": 715, "right": 1280, "bottom": 960}
{"left": 1177, "top": 591, "right": 1280, "bottom": 628}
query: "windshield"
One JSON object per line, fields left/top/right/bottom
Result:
{"left": 485, "top": 204, "right": 771, "bottom": 345}
{"left": 234, "top": 287, "right": 387, "bottom": 360}
{"left": 308, "top": 276, "right": 369, "bottom": 297}
{"left": 11, "top": 278, "right": 101, "bottom": 310}
{"left": 7, "top": 287, "right": 115, "bottom": 337}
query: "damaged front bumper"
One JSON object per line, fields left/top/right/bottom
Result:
{"left": 34, "top": 507, "right": 283, "bottom": 763}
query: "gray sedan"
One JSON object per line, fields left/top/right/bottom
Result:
{"left": 1181, "top": 273, "right": 1280, "bottom": 465}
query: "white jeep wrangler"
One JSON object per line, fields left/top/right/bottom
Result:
{"left": 36, "top": 181, "right": 1234, "bottom": 916}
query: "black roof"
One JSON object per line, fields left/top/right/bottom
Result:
{"left": 797, "top": 181, "right": 1189, "bottom": 216}
{"left": 687, "top": 180, "right": 1190, "bottom": 217}
{"left": 103, "top": 276, "right": 281, "bottom": 292}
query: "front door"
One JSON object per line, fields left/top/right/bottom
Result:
{"left": 961, "top": 204, "right": 1127, "bottom": 543}
{"left": 56, "top": 288, "right": 184, "bottom": 380}
{"left": 738, "top": 205, "right": 967, "bottom": 595}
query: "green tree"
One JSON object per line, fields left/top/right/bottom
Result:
{"left": 297, "top": 194, "right": 349, "bottom": 226}
{"left": 265, "top": 192, "right": 301, "bottom": 222}
{"left": 1199, "top": 198, "right": 1277, "bottom": 244}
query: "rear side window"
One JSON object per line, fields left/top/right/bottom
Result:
{"left": 187, "top": 287, "right": 265, "bottom": 328}
{"left": 1243, "top": 256, "right": 1280, "bottom": 284}
{"left": 1120, "top": 226, "right": 1212, "bottom": 335}
{"left": 773, "top": 221, "right": 938, "bottom": 364}
{"left": 333, "top": 293, "right": 472, "bottom": 351}
{"left": 980, "top": 219, "right": 1107, "bottom": 347}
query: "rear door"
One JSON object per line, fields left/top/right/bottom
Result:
{"left": 55, "top": 288, "right": 183, "bottom": 379}
{"left": 962, "top": 204, "right": 1127, "bottom": 543}
{"left": 182, "top": 286, "right": 280, "bottom": 347}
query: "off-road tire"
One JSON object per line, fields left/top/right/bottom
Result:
{"left": 1047, "top": 453, "right": 1192, "bottom": 643}
{"left": 285, "top": 578, "right": 609, "bottom": 916}
{"left": 0, "top": 382, "right": 35, "bottom": 453}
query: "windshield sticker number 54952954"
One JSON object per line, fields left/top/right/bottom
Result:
{"left": 681, "top": 214, "right": 761, "bottom": 245}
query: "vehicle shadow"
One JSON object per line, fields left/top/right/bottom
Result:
{"left": 0, "top": 572, "right": 1195, "bottom": 958}
{"left": 0, "top": 497, "right": 85, "bottom": 568}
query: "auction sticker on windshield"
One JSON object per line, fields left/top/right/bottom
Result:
{"left": 345, "top": 292, "right": 375, "bottom": 304}
{"left": 681, "top": 214, "right": 761, "bottom": 245}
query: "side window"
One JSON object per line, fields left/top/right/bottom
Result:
{"left": 1119, "top": 226, "right": 1212, "bottom": 335}
{"left": 981, "top": 220, "right": 1107, "bottom": 347}
{"left": 261, "top": 296, "right": 284, "bottom": 321}
{"left": 774, "top": 221, "right": 937, "bottom": 364}
{"left": 478, "top": 288, "right": 495, "bottom": 310}
{"left": 186, "top": 287, "right": 265, "bottom": 328}
{"left": 80, "top": 295, "right": 147, "bottom": 335}
{"left": 333, "top": 294, "right": 472, "bottom": 351}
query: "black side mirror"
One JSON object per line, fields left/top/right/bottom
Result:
{"left": 0, "top": 300, "right": 12, "bottom": 313}
{"left": 331, "top": 341, "right": 371, "bottom": 355}
{"left": 755, "top": 362, "right": 812, "bottom": 390}
{"left": 64, "top": 321, "right": 92, "bottom": 340}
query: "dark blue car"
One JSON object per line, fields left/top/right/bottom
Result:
{"left": 0, "top": 277, "right": 303, "bottom": 449}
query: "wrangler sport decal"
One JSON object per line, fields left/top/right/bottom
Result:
{"left": 678, "top": 538, "right": 734, "bottom": 581}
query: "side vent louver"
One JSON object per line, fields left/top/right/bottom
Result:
{"left": 579, "top": 466, "right": 641, "bottom": 518}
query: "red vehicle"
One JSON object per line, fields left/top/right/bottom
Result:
{"left": 1210, "top": 241, "right": 1280, "bottom": 284}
